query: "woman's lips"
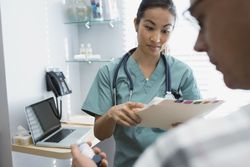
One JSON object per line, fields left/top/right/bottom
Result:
{"left": 148, "top": 45, "right": 161, "bottom": 50}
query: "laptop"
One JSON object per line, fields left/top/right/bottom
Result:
{"left": 25, "top": 97, "right": 92, "bottom": 148}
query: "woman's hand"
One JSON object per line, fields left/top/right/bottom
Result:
{"left": 107, "top": 102, "right": 144, "bottom": 127}
{"left": 71, "top": 143, "right": 108, "bottom": 167}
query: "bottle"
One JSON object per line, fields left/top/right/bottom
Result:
{"left": 91, "top": 0, "right": 103, "bottom": 20}
{"left": 96, "top": 0, "right": 103, "bottom": 20}
{"left": 65, "top": 0, "right": 77, "bottom": 22}
{"left": 76, "top": 0, "right": 89, "bottom": 21}
{"left": 80, "top": 43, "right": 86, "bottom": 55}
{"left": 86, "top": 43, "right": 93, "bottom": 56}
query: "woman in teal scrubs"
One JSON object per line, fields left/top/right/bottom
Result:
{"left": 82, "top": 0, "right": 201, "bottom": 166}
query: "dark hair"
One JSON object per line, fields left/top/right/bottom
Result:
{"left": 135, "top": 0, "right": 176, "bottom": 24}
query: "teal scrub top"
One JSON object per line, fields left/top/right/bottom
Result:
{"left": 82, "top": 55, "right": 201, "bottom": 167}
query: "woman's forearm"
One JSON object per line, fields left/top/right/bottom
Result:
{"left": 94, "top": 111, "right": 116, "bottom": 140}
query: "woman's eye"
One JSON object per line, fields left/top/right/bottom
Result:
{"left": 145, "top": 25, "right": 154, "bottom": 31}
{"left": 162, "top": 29, "right": 171, "bottom": 34}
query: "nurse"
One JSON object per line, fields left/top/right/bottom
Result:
{"left": 82, "top": 0, "right": 201, "bottom": 166}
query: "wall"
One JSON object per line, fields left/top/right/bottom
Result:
{"left": 0, "top": 4, "right": 13, "bottom": 166}
{"left": 0, "top": 0, "right": 79, "bottom": 166}
{"left": 0, "top": 0, "right": 124, "bottom": 166}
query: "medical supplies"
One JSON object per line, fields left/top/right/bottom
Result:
{"left": 12, "top": 125, "right": 32, "bottom": 145}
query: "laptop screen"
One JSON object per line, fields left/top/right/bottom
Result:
{"left": 28, "top": 97, "right": 61, "bottom": 141}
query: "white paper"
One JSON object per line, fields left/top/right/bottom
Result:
{"left": 138, "top": 97, "right": 224, "bottom": 130}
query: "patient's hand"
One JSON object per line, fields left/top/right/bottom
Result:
{"left": 71, "top": 143, "right": 108, "bottom": 167}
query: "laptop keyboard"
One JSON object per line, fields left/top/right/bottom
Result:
{"left": 45, "top": 129, "right": 75, "bottom": 143}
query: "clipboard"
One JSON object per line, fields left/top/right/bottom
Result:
{"left": 137, "top": 97, "right": 224, "bottom": 130}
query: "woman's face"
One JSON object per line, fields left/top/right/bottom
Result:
{"left": 134, "top": 7, "right": 175, "bottom": 58}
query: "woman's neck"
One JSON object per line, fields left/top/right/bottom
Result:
{"left": 132, "top": 49, "right": 161, "bottom": 79}
{"left": 132, "top": 49, "right": 160, "bottom": 67}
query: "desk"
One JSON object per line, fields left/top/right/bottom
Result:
{"left": 12, "top": 115, "right": 99, "bottom": 159}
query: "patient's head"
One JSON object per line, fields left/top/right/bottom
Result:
{"left": 189, "top": 0, "right": 250, "bottom": 89}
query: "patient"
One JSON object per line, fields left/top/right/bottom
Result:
{"left": 71, "top": 0, "right": 250, "bottom": 166}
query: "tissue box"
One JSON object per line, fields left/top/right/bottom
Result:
{"left": 12, "top": 135, "right": 33, "bottom": 145}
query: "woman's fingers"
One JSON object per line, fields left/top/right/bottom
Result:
{"left": 117, "top": 118, "right": 134, "bottom": 127}
{"left": 124, "top": 102, "right": 143, "bottom": 123}
{"left": 117, "top": 109, "right": 139, "bottom": 126}
{"left": 109, "top": 102, "right": 144, "bottom": 126}
{"left": 127, "top": 102, "right": 145, "bottom": 109}
{"left": 122, "top": 108, "right": 141, "bottom": 124}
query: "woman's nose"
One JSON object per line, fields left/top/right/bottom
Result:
{"left": 150, "top": 32, "right": 161, "bottom": 42}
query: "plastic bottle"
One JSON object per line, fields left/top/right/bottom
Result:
{"left": 91, "top": 0, "right": 103, "bottom": 20}
{"left": 76, "top": 0, "right": 89, "bottom": 21}
{"left": 96, "top": 1, "right": 103, "bottom": 20}
{"left": 80, "top": 43, "right": 86, "bottom": 55}
{"left": 65, "top": 0, "right": 77, "bottom": 22}
{"left": 86, "top": 43, "right": 93, "bottom": 56}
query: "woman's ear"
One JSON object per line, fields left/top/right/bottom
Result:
{"left": 134, "top": 18, "right": 138, "bottom": 32}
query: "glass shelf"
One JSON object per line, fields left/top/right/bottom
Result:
{"left": 66, "top": 58, "right": 114, "bottom": 64}
{"left": 64, "top": 19, "right": 120, "bottom": 28}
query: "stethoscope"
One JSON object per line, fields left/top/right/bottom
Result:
{"left": 112, "top": 48, "right": 182, "bottom": 105}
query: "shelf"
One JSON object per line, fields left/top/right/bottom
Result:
{"left": 66, "top": 58, "right": 114, "bottom": 64}
{"left": 12, "top": 121, "right": 99, "bottom": 159}
{"left": 64, "top": 19, "right": 120, "bottom": 28}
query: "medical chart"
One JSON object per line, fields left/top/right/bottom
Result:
{"left": 137, "top": 97, "right": 224, "bottom": 130}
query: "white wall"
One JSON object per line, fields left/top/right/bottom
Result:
{"left": 0, "top": 0, "right": 84, "bottom": 134}
{"left": 0, "top": 0, "right": 123, "bottom": 166}
{"left": 0, "top": 4, "right": 13, "bottom": 167}
{"left": 0, "top": 0, "right": 80, "bottom": 166}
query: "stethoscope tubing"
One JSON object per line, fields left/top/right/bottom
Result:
{"left": 112, "top": 48, "right": 171, "bottom": 105}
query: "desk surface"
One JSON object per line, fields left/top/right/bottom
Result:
{"left": 12, "top": 136, "right": 99, "bottom": 159}
{"left": 12, "top": 115, "right": 99, "bottom": 159}
{"left": 12, "top": 144, "right": 73, "bottom": 159}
